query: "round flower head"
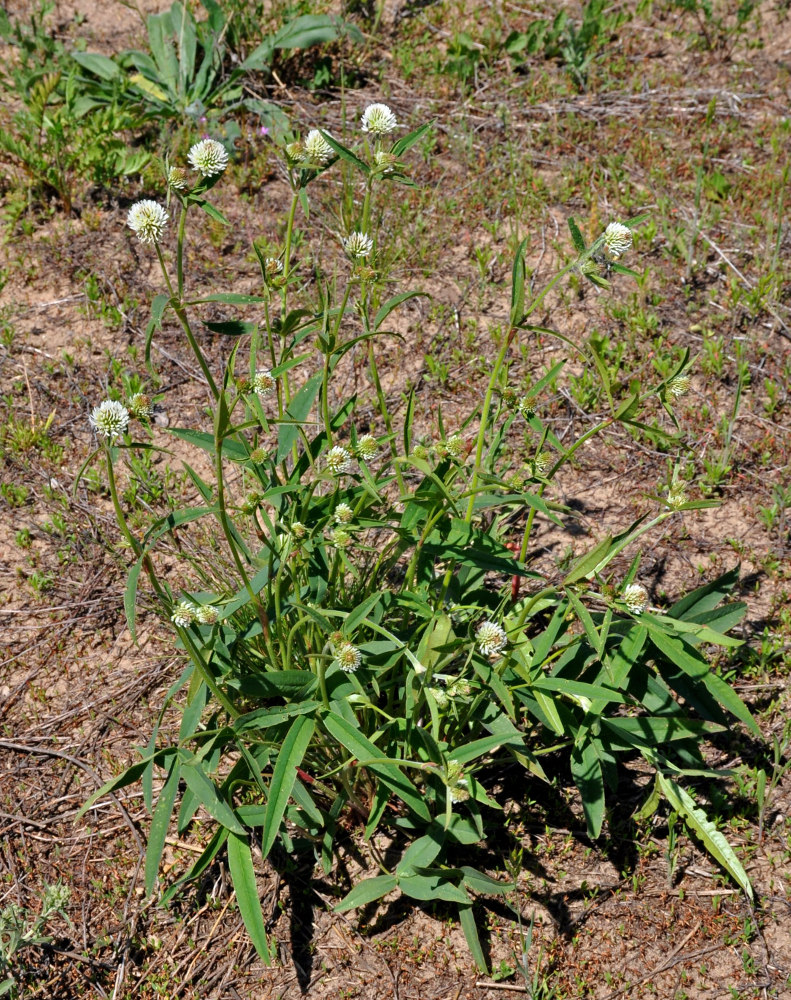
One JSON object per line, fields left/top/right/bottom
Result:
{"left": 188, "top": 138, "right": 229, "bottom": 177}
{"left": 476, "top": 620, "right": 507, "bottom": 658}
{"left": 344, "top": 231, "right": 374, "bottom": 259}
{"left": 668, "top": 374, "right": 691, "bottom": 398}
{"left": 361, "top": 103, "right": 398, "bottom": 135}
{"left": 428, "top": 685, "right": 449, "bottom": 709}
{"left": 603, "top": 222, "right": 633, "bottom": 259}
{"left": 195, "top": 604, "right": 219, "bottom": 625}
{"left": 285, "top": 140, "right": 304, "bottom": 164}
{"left": 355, "top": 434, "right": 378, "bottom": 461}
{"left": 167, "top": 166, "right": 187, "bottom": 190}
{"left": 250, "top": 446, "right": 267, "bottom": 463}
{"left": 325, "top": 445, "right": 352, "bottom": 476}
{"left": 334, "top": 502, "right": 353, "bottom": 524}
{"left": 518, "top": 397, "right": 536, "bottom": 420}
{"left": 303, "top": 129, "right": 333, "bottom": 166}
{"left": 334, "top": 642, "right": 361, "bottom": 673}
{"left": 445, "top": 434, "right": 464, "bottom": 461}
{"left": 329, "top": 527, "right": 351, "bottom": 549}
{"left": 264, "top": 257, "right": 283, "bottom": 278}
{"left": 622, "top": 583, "right": 648, "bottom": 615}
{"left": 667, "top": 482, "right": 687, "bottom": 509}
{"left": 533, "top": 451, "right": 552, "bottom": 477}
{"left": 252, "top": 369, "right": 276, "bottom": 396}
{"left": 127, "top": 200, "right": 168, "bottom": 244}
{"left": 171, "top": 600, "right": 195, "bottom": 627}
{"left": 374, "top": 150, "right": 397, "bottom": 172}
{"left": 290, "top": 521, "right": 307, "bottom": 539}
{"left": 128, "top": 393, "right": 152, "bottom": 420}
{"left": 89, "top": 399, "right": 129, "bottom": 441}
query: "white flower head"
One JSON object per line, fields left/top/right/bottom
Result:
{"left": 622, "top": 583, "right": 648, "bottom": 615}
{"left": 303, "top": 129, "right": 333, "bottom": 166}
{"left": 89, "top": 399, "right": 129, "bottom": 441}
{"left": 188, "top": 138, "right": 229, "bottom": 177}
{"left": 476, "top": 620, "right": 507, "bottom": 658}
{"left": 167, "top": 166, "right": 187, "bottom": 190}
{"left": 668, "top": 374, "right": 691, "bottom": 398}
{"left": 344, "top": 231, "right": 374, "bottom": 259}
{"left": 361, "top": 103, "right": 398, "bottom": 135}
{"left": 334, "top": 642, "right": 361, "bottom": 673}
{"left": 127, "top": 200, "right": 168, "bottom": 244}
{"left": 533, "top": 451, "right": 552, "bottom": 477}
{"left": 171, "top": 600, "right": 196, "bottom": 627}
{"left": 603, "top": 222, "right": 633, "bottom": 259}
{"left": 252, "top": 369, "right": 276, "bottom": 396}
{"left": 355, "top": 434, "right": 378, "bottom": 461}
{"left": 334, "top": 502, "right": 353, "bottom": 524}
{"left": 445, "top": 434, "right": 464, "bottom": 460}
{"left": 291, "top": 521, "right": 307, "bottom": 539}
{"left": 325, "top": 445, "right": 353, "bottom": 476}
{"left": 195, "top": 604, "right": 219, "bottom": 625}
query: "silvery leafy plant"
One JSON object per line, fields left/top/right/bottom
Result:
{"left": 79, "top": 104, "right": 759, "bottom": 970}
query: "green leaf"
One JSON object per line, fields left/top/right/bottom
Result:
{"left": 227, "top": 832, "right": 272, "bottom": 964}
{"left": 460, "top": 866, "right": 514, "bottom": 895}
{"left": 373, "top": 290, "right": 428, "bottom": 331}
{"left": 180, "top": 760, "right": 245, "bottom": 835}
{"left": 567, "top": 216, "right": 587, "bottom": 253}
{"left": 510, "top": 236, "right": 529, "bottom": 326}
{"left": 319, "top": 131, "right": 369, "bottom": 175}
{"left": 391, "top": 120, "right": 434, "bottom": 157}
{"left": 657, "top": 774, "right": 753, "bottom": 901}
{"left": 397, "top": 832, "right": 445, "bottom": 875}
{"left": 649, "top": 631, "right": 759, "bottom": 737}
{"left": 193, "top": 198, "right": 230, "bottom": 225}
{"left": 125, "top": 557, "right": 143, "bottom": 640}
{"left": 323, "top": 713, "right": 430, "bottom": 821}
{"left": 335, "top": 874, "right": 398, "bottom": 912}
{"left": 565, "top": 587, "right": 603, "bottom": 658}
{"left": 277, "top": 372, "right": 322, "bottom": 462}
{"left": 203, "top": 320, "right": 257, "bottom": 337}
{"left": 563, "top": 534, "right": 614, "bottom": 584}
{"left": 459, "top": 905, "right": 487, "bottom": 972}
{"left": 398, "top": 872, "right": 470, "bottom": 904}
{"left": 144, "top": 754, "right": 181, "bottom": 895}
{"left": 261, "top": 715, "right": 316, "bottom": 859}
{"left": 531, "top": 677, "right": 625, "bottom": 703}
{"left": 450, "top": 733, "right": 525, "bottom": 766}
{"left": 571, "top": 739, "right": 605, "bottom": 838}
{"left": 72, "top": 50, "right": 122, "bottom": 80}
{"left": 601, "top": 717, "right": 724, "bottom": 750}
{"left": 76, "top": 751, "right": 173, "bottom": 820}
{"left": 668, "top": 567, "right": 740, "bottom": 620}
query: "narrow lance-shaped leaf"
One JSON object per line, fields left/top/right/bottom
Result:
{"left": 227, "top": 832, "right": 272, "bottom": 964}
{"left": 261, "top": 714, "right": 316, "bottom": 859}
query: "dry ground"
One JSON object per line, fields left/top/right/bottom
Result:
{"left": 1, "top": 1, "right": 791, "bottom": 997}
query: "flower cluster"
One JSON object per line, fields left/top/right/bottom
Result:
{"left": 127, "top": 393, "right": 152, "bottom": 420}
{"left": 127, "top": 200, "right": 168, "bottom": 244}
{"left": 344, "top": 231, "right": 373, "bottom": 259}
{"left": 325, "top": 446, "right": 353, "bottom": 476}
{"left": 252, "top": 369, "right": 276, "bottom": 396}
{"left": 303, "top": 129, "right": 333, "bottom": 166}
{"left": 171, "top": 601, "right": 195, "bottom": 627}
{"left": 334, "top": 642, "right": 362, "bottom": 673}
{"left": 476, "top": 620, "right": 507, "bottom": 658}
{"left": 667, "top": 374, "right": 691, "bottom": 398}
{"left": 334, "top": 502, "right": 353, "bottom": 524}
{"left": 621, "top": 583, "right": 648, "bottom": 615}
{"left": 603, "top": 221, "right": 633, "bottom": 259}
{"left": 89, "top": 400, "right": 129, "bottom": 441}
{"left": 361, "top": 103, "right": 398, "bottom": 135}
{"left": 167, "top": 166, "right": 187, "bottom": 190}
{"left": 355, "top": 434, "right": 378, "bottom": 461}
{"left": 188, "top": 138, "right": 228, "bottom": 177}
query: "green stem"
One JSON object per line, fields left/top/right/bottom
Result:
{"left": 155, "top": 244, "right": 219, "bottom": 400}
